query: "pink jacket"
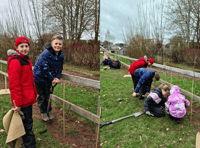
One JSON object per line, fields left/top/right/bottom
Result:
{"left": 165, "top": 86, "right": 190, "bottom": 118}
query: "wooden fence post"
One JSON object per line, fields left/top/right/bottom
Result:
{"left": 96, "top": 96, "right": 101, "bottom": 148}
{"left": 5, "top": 75, "right": 7, "bottom": 89}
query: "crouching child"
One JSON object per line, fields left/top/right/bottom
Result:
{"left": 165, "top": 85, "right": 190, "bottom": 123}
{"left": 144, "top": 84, "right": 169, "bottom": 117}
{"left": 7, "top": 37, "right": 37, "bottom": 147}
{"left": 33, "top": 35, "right": 64, "bottom": 121}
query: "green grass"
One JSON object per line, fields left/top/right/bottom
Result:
{"left": 63, "top": 65, "right": 100, "bottom": 74}
{"left": 0, "top": 95, "right": 71, "bottom": 148}
{"left": 53, "top": 83, "right": 98, "bottom": 115}
{"left": 100, "top": 55, "right": 198, "bottom": 148}
{"left": 0, "top": 63, "right": 8, "bottom": 73}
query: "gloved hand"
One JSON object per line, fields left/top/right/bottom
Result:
{"left": 146, "top": 111, "right": 154, "bottom": 116}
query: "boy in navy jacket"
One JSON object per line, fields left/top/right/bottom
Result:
{"left": 33, "top": 36, "right": 64, "bottom": 121}
{"left": 132, "top": 68, "right": 160, "bottom": 101}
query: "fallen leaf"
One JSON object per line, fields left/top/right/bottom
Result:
{"left": 120, "top": 102, "right": 121, "bottom": 104}
{"left": 104, "top": 141, "right": 107, "bottom": 143}
{"left": 105, "top": 109, "right": 107, "bottom": 111}
{"left": 100, "top": 143, "right": 104, "bottom": 146}
{"left": 103, "top": 95, "right": 105, "bottom": 97}
{"left": 173, "top": 141, "right": 176, "bottom": 143}
{"left": 166, "top": 128, "right": 169, "bottom": 131}
{"left": 1, "top": 109, "right": 3, "bottom": 110}
{"left": 103, "top": 119, "right": 105, "bottom": 121}
{"left": 71, "top": 144, "right": 76, "bottom": 147}
{"left": 60, "top": 108, "right": 63, "bottom": 111}
{"left": 37, "top": 138, "right": 41, "bottom": 141}
{"left": 0, "top": 129, "right": 4, "bottom": 133}
{"left": 179, "top": 138, "right": 183, "bottom": 141}
{"left": 4, "top": 111, "right": 6, "bottom": 113}
{"left": 188, "top": 131, "right": 191, "bottom": 133}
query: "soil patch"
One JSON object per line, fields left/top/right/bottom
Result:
{"left": 185, "top": 102, "right": 200, "bottom": 132}
{"left": 32, "top": 103, "right": 96, "bottom": 148}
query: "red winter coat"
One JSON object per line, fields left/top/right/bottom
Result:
{"left": 7, "top": 50, "right": 37, "bottom": 108}
{"left": 128, "top": 57, "right": 148, "bottom": 75}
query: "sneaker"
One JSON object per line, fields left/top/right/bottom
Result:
{"left": 48, "top": 111, "right": 55, "bottom": 120}
{"left": 41, "top": 113, "right": 49, "bottom": 121}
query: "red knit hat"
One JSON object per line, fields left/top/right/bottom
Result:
{"left": 15, "top": 37, "right": 30, "bottom": 47}
{"left": 148, "top": 58, "right": 154, "bottom": 64}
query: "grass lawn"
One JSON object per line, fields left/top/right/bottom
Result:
{"left": 100, "top": 55, "right": 199, "bottom": 148}
{"left": 0, "top": 95, "right": 71, "bottom": 148}
{"left": 53, "top": 83, "right": 99, "bottom": 115}
{"left": 63, "top": 65, "right": 100, "bottom": 74}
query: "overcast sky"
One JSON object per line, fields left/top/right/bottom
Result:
{"left": 100, "top": 0, "right": 168, "bottom": 44}
{"left": 0, "top": 0, "right": 94, "bottom": 40}
{"left": 100, "top": 0, "right": 138, "bottom": 44}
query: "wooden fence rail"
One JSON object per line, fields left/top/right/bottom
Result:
{"left": 105, "top": 52, "right": 200, "bottom": 103}
{"left": 0, "top": 60, "right": 100, "bottom": 128}
{"left": 107, "top": 52, "right": 200, "bottom": 78}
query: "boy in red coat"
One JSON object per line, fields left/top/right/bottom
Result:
{"left": 7, "top": 37, "right": 37, "bottom": 148}
{"left": 128, "top": 56, "right": 154, "bottom": 89}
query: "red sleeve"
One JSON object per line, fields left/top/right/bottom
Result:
{"left": 134, "top": 61, "right": 146, "bottom": 69}
{"left": 8, "top": 60, "right": 23, "bottom": 107}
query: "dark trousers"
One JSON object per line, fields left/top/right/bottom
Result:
{"left": 169, "top": 113, "right": 181, "bottom": 121}
{"left": 131, "top": 74, "right": 148, "bottom": 99}
{"left": 21, "top": 105, "right": 36, "bottom": 148}
{"left": 35, "top": 82, "right": 52, "bottom": 113}
{"left": 149, "top": 107, "right": 165, "bottom": 117}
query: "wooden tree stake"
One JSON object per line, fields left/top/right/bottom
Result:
{"left": 63, "top": 83, "right": 65, "bottom": 137}
{"left": 190, "top": 79, "right": 194, "bottom": 122}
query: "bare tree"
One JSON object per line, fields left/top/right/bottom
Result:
{"left": 165, "top": 0, "right": 200, "bottom": 46}
{"left": 122, "top": 0, "right": 164, "bottom": 61}
{"left": 44, "top": 0, "right": 96, "bottom": 42}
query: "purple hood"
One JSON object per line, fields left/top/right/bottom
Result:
{"left": 165, "top": 85, "right": 190, "bottom": 118}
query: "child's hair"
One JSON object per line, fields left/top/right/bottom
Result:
{"left": 159, "top": 84, "right": 170, "bottom": 92}
{"left": 154, "top": 72, "right": 160, "bottom": 81}
{"left": 107, "top": 56, "right": 110, "bottom": 59}
{"left": 51, "top": 35, "right": 63, "bottom": 43}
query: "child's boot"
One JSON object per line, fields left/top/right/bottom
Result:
{"left": 48, "top": 111, "right": 55, "bottom": 120}
{"left": 41, "top": 113, "right": 49, "bottom": 121}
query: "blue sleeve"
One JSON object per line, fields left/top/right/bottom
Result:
{"left": 36, "top": 51, "right": 54, "bottom": 81}
{"left": 134, "top": 73, "right": 149, "bottom": 93}
{"left": 56, "top": 54, "right": 64, "bottom": 79}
